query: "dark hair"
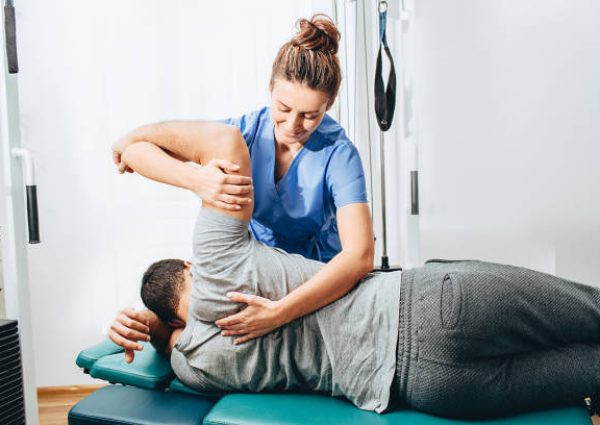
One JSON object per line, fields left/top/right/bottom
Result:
{"left": 140, "top": 259, "right": 187, "bottom": 323}
{"left": 270, "top": 14, "right": 342, "bottom": 107}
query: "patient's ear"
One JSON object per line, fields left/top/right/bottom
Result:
{"left": 184, "top": 261, "right": 192, "bottom": 269}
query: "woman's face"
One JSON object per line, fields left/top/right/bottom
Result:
{"left": 270, "top": 78, "right": 330, "bottom": 146}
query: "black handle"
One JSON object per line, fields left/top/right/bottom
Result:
{"left": 4, "top": 5, "right": 19, "bottom": 74}
{"left": 410, "top": 170, "right": 419, "bottom": 215}
{"left": 25, "top": 185, "right": 40, "bottom": 244}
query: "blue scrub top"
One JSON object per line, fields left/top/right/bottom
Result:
{"left": 222, "top": 107, "right": 368, "bottom": 262}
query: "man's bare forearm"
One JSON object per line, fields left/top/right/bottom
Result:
{"left": 121, "top": 142, "right": 198, "bottom": 192}
{"left": 119, "top": 121, "right": 240, "bottom": 164}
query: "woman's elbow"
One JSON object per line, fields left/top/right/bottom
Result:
{"left": 347, "top": 245, "right": 374, "bottom": 275}
{"left": 361, "top": 248, "right": 375, "bottom": 274}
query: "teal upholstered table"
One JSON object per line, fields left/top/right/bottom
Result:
{"left": 70, "top": 339, "right": 592, "bottom": 425}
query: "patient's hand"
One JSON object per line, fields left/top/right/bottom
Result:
{"left": 108, "top": 307, "right": 153, "bottom": 363}
{"left": 215, "top": 293, "right": 285, "bottom": 344}
{"left": 112, "top": 136, "right": 135, "bottom": 174}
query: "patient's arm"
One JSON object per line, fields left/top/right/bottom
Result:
{"left": 114, "top": 121, "right": 238, "bottom": 163}
{"left": 121, "top": 131, "right": 253, "bottom": 221}
{"left": 114, "top": 122, "right": 253, "bottom": 210}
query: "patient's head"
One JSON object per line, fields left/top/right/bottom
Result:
{"left": 140, "top": 259, "right": 192, "bottom": 327}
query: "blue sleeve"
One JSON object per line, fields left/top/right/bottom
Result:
{"left": 219, "top": 109, "right": 262, "bottom": 149}
{"left": 326, "top": 143, "right": 369, "bottom": 209}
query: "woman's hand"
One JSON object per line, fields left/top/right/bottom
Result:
{"left": 108, "top": 307, "right": 153, "bottom": 363}
{"left": 191, "top": 159, "right": 253, "bottom": 211}
{"left": 215, "top": 293, "right": 286, "bottom": 344}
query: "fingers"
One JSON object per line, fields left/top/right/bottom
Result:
{"left": 233, "top": 334, "right": 258, "bottom": 345}
{"left": 218, "top": 194, "right": 252, "bottom": 206}
{"left": 117, "top": 161, "right": 129, "bottom": 174}
{"left": 112, "top": 320, "right": 150, "bottom": 342}
{"left": 227, "top": 292, "right": 260, "bottom": 305}
{"left": 107, "top": 308, "right": 151, "bottom": 354}
{"left": 205, "top": 159, "right": 252, "bottom": 184}
{"left": 220, "top": 329, "right": 246, "bottom": 337}
{"left": 223, "top": 175, "right": 252, "bottom": 185}
{"left": 124, "top": 349, "right": 134, "bottom": 364}
{"left": 208, "top": 159, "right": 241, "bottom": 173}
{"left": 118, "top": 310, "right": 150, "bottom": 334}
{"left": 108, "top": 328, "right": 144, "bottom": 352}
{"left": 108, "top": 325, "right": 146, "bottom": 349}
{"left": 222, "top": 184, "right": 253, "bottom": 196}
{"left": 126, "top": 308, "right": 151, "bottom": 325}
{"left": 113, "top": 150, "right": 128, "bottom": 174}
{"left": 215, "top": 314, "right": 243, "bottom": 329}
{"left": 112, "top": 151, "right": 122, "bottom": 166}
{"left": 118, "top": 162, "right": 134, "bottom": 174}
{"left": 211, "top": 200, "right": 243, "bottom": 211}
{"left": 218, "top": 321, "right": 248, "bottom": 331}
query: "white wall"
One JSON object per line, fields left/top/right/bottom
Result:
{"left": 414, "top": 0, "right": 600, "bottom": 282}
{"left": 16, "top": 0, "right": 318, "bottom": 387}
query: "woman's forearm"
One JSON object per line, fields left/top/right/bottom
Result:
{"left": 215, "top": 204, "right": 374, "bottom": 343}
{"left": 277, "top": 249, "right": 373, "bottom": 324}
{"left": 278, "top": 203, "right": 374, "bottom": 324}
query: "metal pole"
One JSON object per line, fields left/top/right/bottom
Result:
{"left": 379, "top": 131, "right": 389, "bottom": 269}
{"left": 1, "top": 2, "right": 40, "bottom": 422}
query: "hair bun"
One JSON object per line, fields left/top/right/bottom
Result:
{"left": 293, "top": 15, "right": 340, "bottom": 55}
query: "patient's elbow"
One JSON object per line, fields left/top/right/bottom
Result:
{"left": 220, "top": 126, "right": 246, "bottom": 152}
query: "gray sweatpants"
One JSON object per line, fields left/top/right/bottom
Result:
{"left": 393, "top": 259, "right": 600, "bottom": 419}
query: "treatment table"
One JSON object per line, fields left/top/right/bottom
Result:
{"left": 69, "top": 339, "right": 592, "bottom": 425}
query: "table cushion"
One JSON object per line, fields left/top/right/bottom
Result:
{"left": 89, "top": 342, "right": 173, "bottom": 390}
{"left": 203, "top": 393, "right": 591, "bottom": 425}
{"left": 76, "top": 339, "right": 123, "bottom": 372}
{"left": 68, "top": 385, "right": 215, "bottom": 425}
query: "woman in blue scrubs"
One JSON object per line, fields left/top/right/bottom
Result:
{"left": 110, "top": 15, "right": 374, "bottom": 357}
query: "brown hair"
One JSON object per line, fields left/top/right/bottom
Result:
{"left": 140, "top": 259, "right": 187, "bottom": 323}
{"left": 269, "top": 14, "right": 342, "bottom": 107}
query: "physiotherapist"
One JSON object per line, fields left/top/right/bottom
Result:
{"left": 109, "top": 15, "right": 374, "bottom": 358}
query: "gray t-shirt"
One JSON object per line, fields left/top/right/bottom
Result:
{"left": 171, "top": 208, "right": 401, "bottom": 413}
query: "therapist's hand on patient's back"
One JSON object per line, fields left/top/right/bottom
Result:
{"left": 191, "top": 158, "right": 253, "bottom": 211}
{"left": 215, "top": 292, "right": 285, "bottom": 344}
{"left": 108, "top": 307, "right": 152, "bottom": 363}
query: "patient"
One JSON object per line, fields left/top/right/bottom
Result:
{"left": 112, "top": 128, "right": 600, "bottom": 419}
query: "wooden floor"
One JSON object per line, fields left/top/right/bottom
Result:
{"left": 37, "top": 385, "right": 600, "bottom": 425}
{"left": 38, "top": 385, "right": 105, "bottom": 425}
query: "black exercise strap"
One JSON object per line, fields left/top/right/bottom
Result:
{"left": 374, "top": 1, "right": 396, "bottom": 132}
